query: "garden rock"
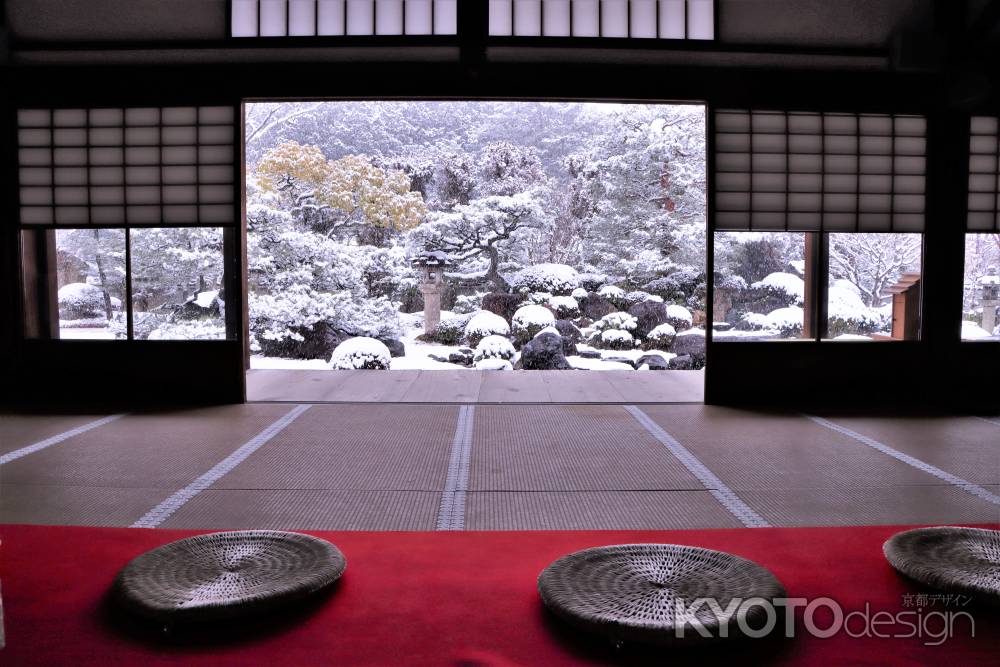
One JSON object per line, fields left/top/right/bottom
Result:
{"left": 520, "top": 332, "right": 570, "bottom": 370}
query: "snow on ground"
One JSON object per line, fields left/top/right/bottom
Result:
{"left": 566, "top": 356, "right": 634, "bottom": 371}
{"left": 60, "top": 327, "right": 114, "bottom": 340}
{"left": 251, "top": 356, "right": 328, "bottom": 370}
{"left": 389, "top": 356, "right": 461, "bottom": 370}
{"left": 961, "top": 320, "right": 993, "bottom": 340}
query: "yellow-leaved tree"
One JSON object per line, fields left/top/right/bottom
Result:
{"left": 256, "top": 141, "right": 426, "bottom": 246}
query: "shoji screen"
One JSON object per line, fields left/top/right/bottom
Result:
{"left": 488, "top": 0, "right": 714, "bottom": 39}
{"left": 968, "top": 116, "right": 1000, "bottom": 232}
{"left": 231, "top": 0, "right": 459, "bottom": 36}
{"left": 17, "top": 106, "right": 236, "bottom": 226}
{"left": 714, "top": 110, "right": 927, "bottom": 232}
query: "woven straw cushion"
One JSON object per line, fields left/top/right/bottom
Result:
{"left": 538, "top": 543, "right": 785, "bottom": 645}
{"left": 113, "top": 531, "right": 346, "bottom": 622}
{"left": 884, "top": 526, "right": 1000, "bottom": 605}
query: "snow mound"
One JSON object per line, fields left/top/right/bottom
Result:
{"left": 475, "top": 358, "right": 513, "bottom": 371}
{"left": 329, "top": 336, "right": 392, "bottom": 370}
{"left": 509, "top": 263, "right": 580, "bottom": 295}
{"left": 464, "top": 311, "right": 510, "bottom": 345}
{"left": 571, "top": 287, "right": 588, "bottom": 299}
{"left": 598, "top": 285, "right": 625, "bottom": 299}
{"left": 536, "top": 325, "right": 560, "bottom": 337}
{"left": 474, "top": 335, "right": 516, "bottom": 362}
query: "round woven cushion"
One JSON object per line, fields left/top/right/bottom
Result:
{"left": 884, "top": 526, "right": 1000, "bottom": 605}
{"left": 113, "top": 530, "right": 346, "bottom": 622}
{"left": 538, "top": 543, "right": 785, "bottom": 645}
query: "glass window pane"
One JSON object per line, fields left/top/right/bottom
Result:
{"left": 825, "top": 233, "right": 922, "bottom": 341}
{"left": 963, "top": 233, "right": 1000, "bottom": 340}
{"left": 55, "top": 229, "right": 127, "bottom": 339}
{"left": 129, "top": 227, "right": 228, "bottom": 340}
{"left": 713, "top": 231, "right": 809, "bottom": 341}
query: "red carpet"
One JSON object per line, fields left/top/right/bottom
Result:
{"left": 2, "top": 524, "right": 998, "bottom": 666}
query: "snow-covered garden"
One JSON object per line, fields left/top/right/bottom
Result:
{"left": 246, "top": 101, "right": 710, "bottom": 371}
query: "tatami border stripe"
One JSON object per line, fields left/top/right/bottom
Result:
{"left": 626, "top": 406, "right": 771, "bottom": 528}
{"left": 0, "top": 414, "right": 126, "bottom": 465}
{"left": 809, "top": 415, "right": 1000, "bottom": 506}
{"left": 131, "top": 404, "right": 312, "bottom": 528}
{"left": 436, "top": 405, "right": 475, "bottom": 531}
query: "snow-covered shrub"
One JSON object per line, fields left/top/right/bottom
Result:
{"left": 735, "top": 312, "right": 769, "bottom": 331}
{"left": 528, "top": 291, "right": 553, "bottom": 305}
{"left": 475, "top": 358, "right": 513, "bottom": 371}
{"left": 664, "top": 305, "right": 693, "bottom": 331}
{"left": 600, "top": 329, "right": 634, "bottom": 350}
{"left": 764, "top": 306, "right": 804, "bottom": 337}
{"left": 251, "top": 286, "right": 402, "bottom": 357}
{"left": 452, "top": 293, "right": 485, "bottom": 315}
{"left": 509, "top": 263, "right": 579, "bottom": 296}
{"left": 826, "top": 282, "right": 881, "bottom": 337}
{"left": 716, "top": 273, "right": 748, "bottom": 293}
{"left": 593, "top": 312, "right": 639, "bottom": 337}
{"left": 431, "top": 312, "right": 477, "bottom": 345}
{"left": 598, "top": 285, "right": 627, "bottom": 309}
{"left": 571, "top": 287, "right": 588, "bottom": 300}
{"left": 511, "top": 304, "right": 556, "bottom": 343}
{"left": 644, "top": 268, "right": 702, "bottom": 304}
{"left": 593, "top": 311, "right": 638, "bottom": 333}
{"left": 464, "top": 311, "right": 510, "bottom": 347}
{"left": 751, "top": 272, "right": 805, "bottom": 306}
{"left": 329, "top": 337, "right": 392, "bottom": 370}
{"left": 643, "top": 323, "right": 677, "bottom": 350}
{"left": 58, "top": 283, "right": 110, "bottom": 319}
{"left": 576, "top": 272, "right": 609, "bottom": 292}
{"left": 624, "top": 291, "right": 652, "bottom": 307}
{"left": 474, "top": 335, "right": 516, "bottom": 363}
{"left": 147, "top": 321, "right": 226, "bottom": 340}
{"left": 548, "top": 295, "right": 580, "bottom": 319}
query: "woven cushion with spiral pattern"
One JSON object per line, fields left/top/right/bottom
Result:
{"left": 113, "top": 531, "right": 346, "bottom": 623}
{"left": 884, "top": 526, "right": 1000, "bottom": 605}
{"left": 538, "top": 543, "right": 786, "bottom": 645}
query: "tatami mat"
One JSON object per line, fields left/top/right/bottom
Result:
{"left": 814, "top": 415, "right": 1000, "bottom": 485}
{"left": 1, "top": 404, "right": 291, "bottom": 489}
{"left": 159, "top": 490, "right": 441, "bottom": 530}
{"left": 640, "top": 405, "right": 936, "bottom": 489}
{"left": 210, "top": 404, "right": 459, "bottom": 491}
{"left": 0, "top": 484, "right": 179, "bottom": 527}
{"left": 740, "top": 485, "right": 1000, "bottom": 527}
{"left": 3, "top": 403, "right": 997, "bottom": 531}
{"left": 469, "top": 405, "right": 702, "bottom": 491}
{"left": 0, "top": 414, "right": 114, "bottom": 456}
{"left": 464, "top": 490, "right": 743, "bottom": 530}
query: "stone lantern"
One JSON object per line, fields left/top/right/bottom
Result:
{"left": 412, "top": 250, "right": 451, "bottom": 333}
{"left": 979, "top": 266, "right": 999, "bottom": 334}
